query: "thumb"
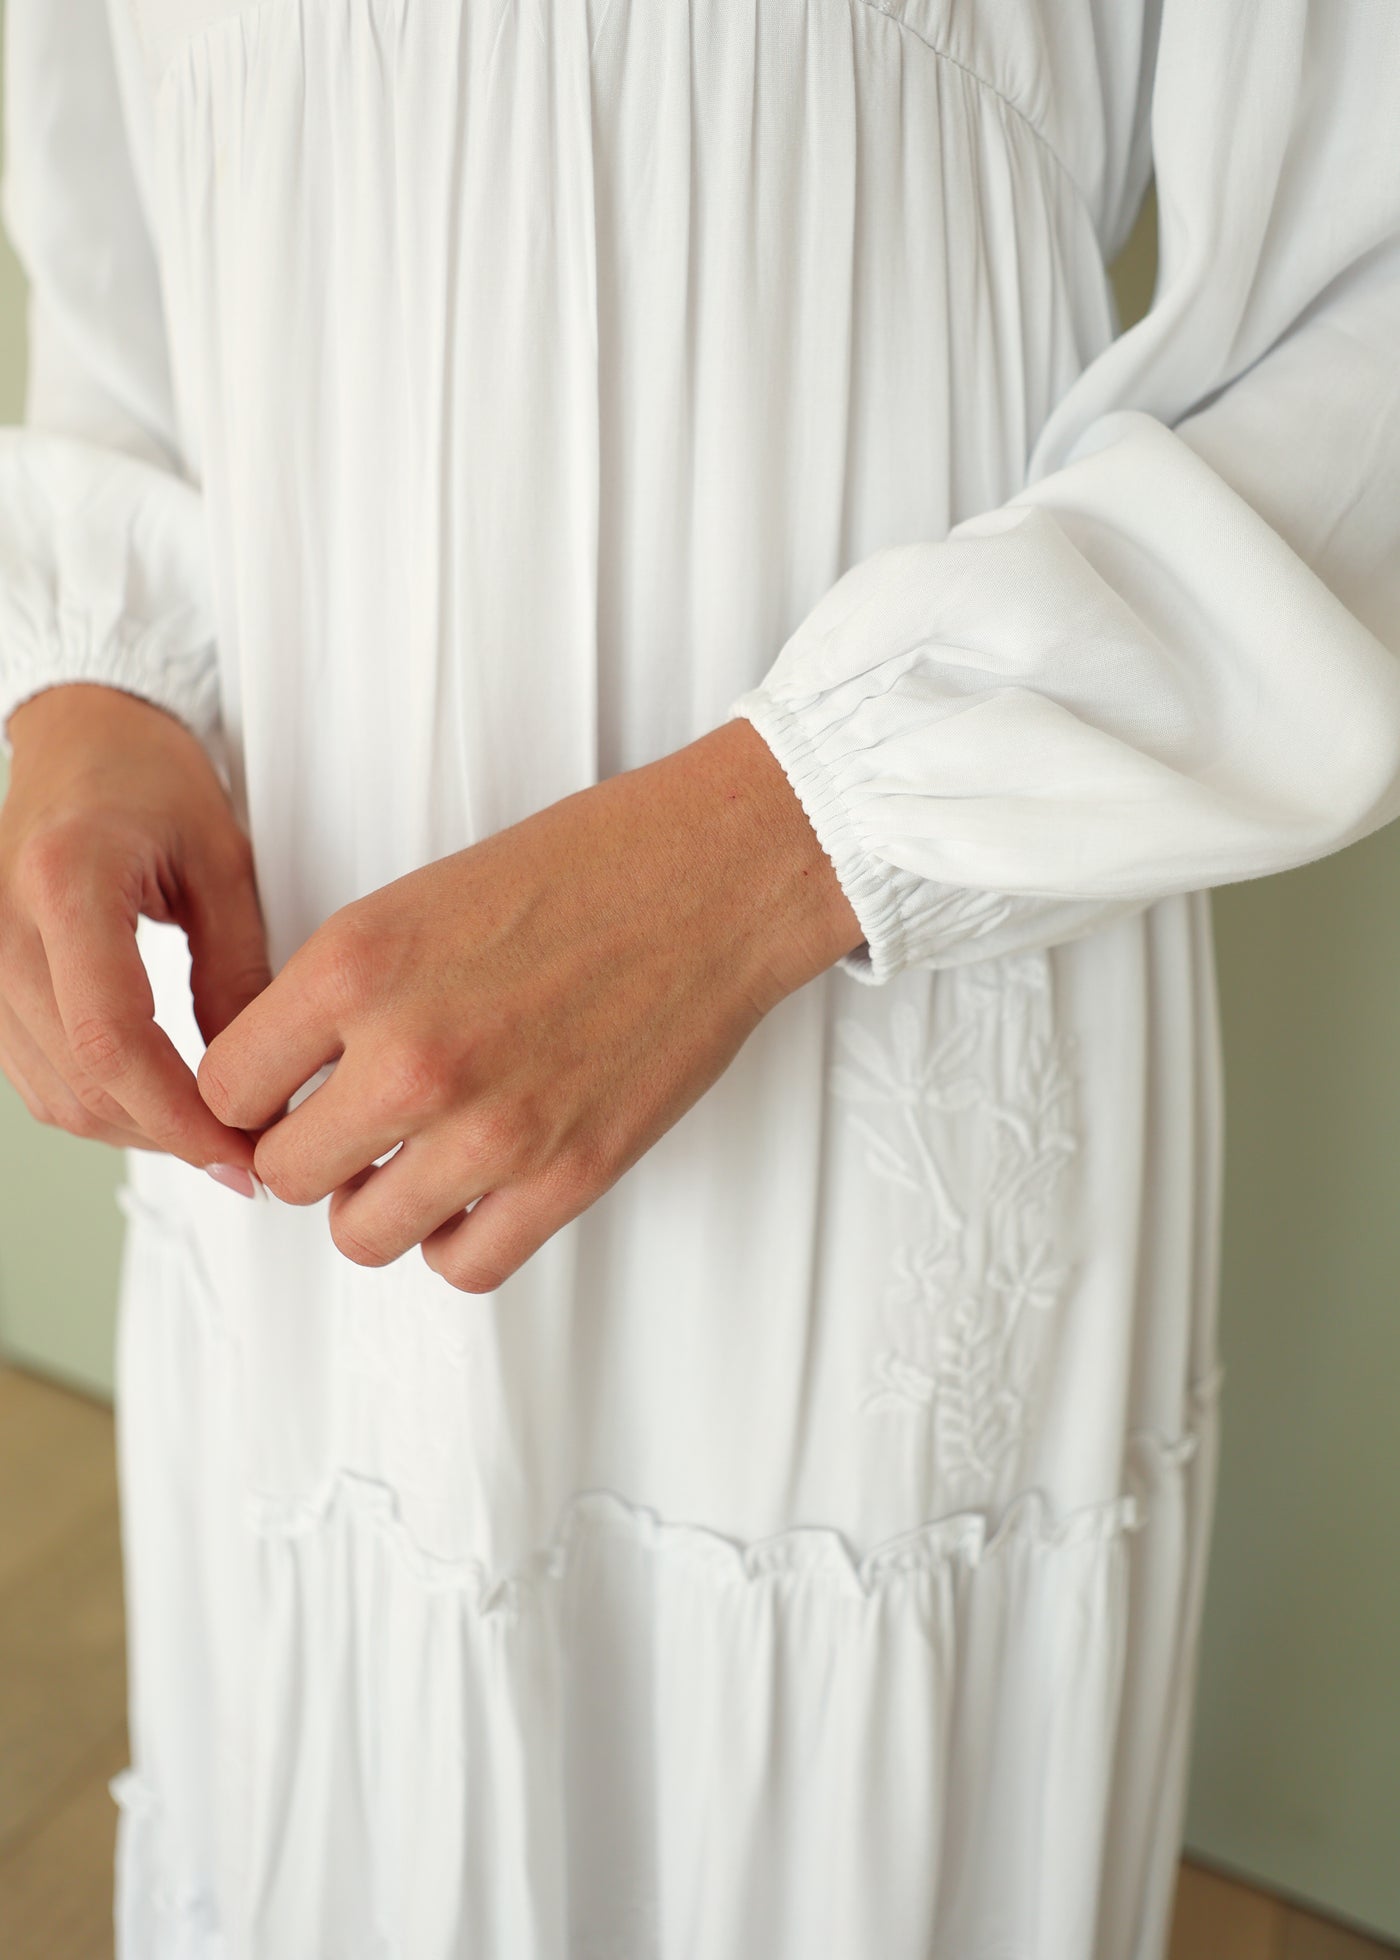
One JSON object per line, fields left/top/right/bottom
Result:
{"left": 183, "top": 831, "right": 274, "bottom": 1048}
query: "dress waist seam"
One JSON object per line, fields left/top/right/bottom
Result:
{"left": 852, "top": 0, "right": 1101, "bottom": 255}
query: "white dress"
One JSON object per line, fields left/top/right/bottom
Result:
{"left": 3, "top": 1, "right": 1400, "bottom": 1955}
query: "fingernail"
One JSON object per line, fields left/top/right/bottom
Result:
{"left": 206, "top": 1162, "right": 260, "bottom": 1200}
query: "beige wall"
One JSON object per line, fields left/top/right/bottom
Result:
{"left": 0, "top": 134, "right": 1395, "bottom": 1941}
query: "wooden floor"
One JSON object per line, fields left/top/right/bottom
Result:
{"left": 0, "top": 1363, "right": 1394, "bottom": 1960}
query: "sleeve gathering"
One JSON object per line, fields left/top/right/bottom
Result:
{"left": 730, "top": 1, "right": 1400, "bottom": 982}
{"left": 0, "top": 0, "right": 219, "bottom": 753}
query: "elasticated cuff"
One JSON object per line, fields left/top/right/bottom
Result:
{"left": 729, "top": 685, "right": 1032, "bottom": 984}
{"left": 0, "top": 612, "right": 220, "bottom": 754}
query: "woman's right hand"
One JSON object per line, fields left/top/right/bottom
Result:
{"left": 0, "top": 682, "right": 270, "bottom": 1179}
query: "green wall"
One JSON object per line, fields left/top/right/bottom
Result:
{"left": 1115, "top": 196, "right": 1400, "bottom": 1942}
{"left": 0, "top": 133, "right": 1395, "bottom": 1941}
{"left": 1190, "top": 844, "right": 1400, "bottom": 1936}
{"left": 0, "top": 165, "right": 125, "bottom": 1399}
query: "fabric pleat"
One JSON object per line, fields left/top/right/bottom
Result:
{"left": 0, "top": 0, "right": 1295, "bottom": 1953}
{"left": 115, "top": 1171, "right": 1221, "bottom": 1960}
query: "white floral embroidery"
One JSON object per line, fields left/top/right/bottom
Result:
{"left": 833, "top": 952, "right": 1078, "bottom": 1494}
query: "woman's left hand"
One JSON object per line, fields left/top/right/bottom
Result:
{"left": 197, "top": 719, "right": 863, "bottom": 1292}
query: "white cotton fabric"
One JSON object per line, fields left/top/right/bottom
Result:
{"left": 3, "top": 2, "right": 1400, "bottom": 1956}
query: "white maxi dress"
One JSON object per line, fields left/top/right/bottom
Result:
{"left": 3, "top": 2, "right": 1400, "bottom": 1956}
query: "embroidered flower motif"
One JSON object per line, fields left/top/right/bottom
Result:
{"left": 830, "top": 998, "right": 985, "bottom": 1112}
{"left": 988, "top": 1238, "right": 1069, "bottom": 1320}
{"left": 833, "top": 952, "right": 1079, "bottom": 1498}
{"left": 833, "top": 1002, "right": 986, "bottom": 1231}
{"left": 928, "top": 1289, "right": 1027, "bottom": 1485}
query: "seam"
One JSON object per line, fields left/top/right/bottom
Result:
{"left": 850, "top": 0, "right": 1097, "bottom": 240}
{"left": 152, "top": 0, "right": 376, "bottom": 96}
{"left": 589, "top": 0, "right": 620, "bottom": 61}
{"left": 152, "top": 0, "right": 603, "bottom": 94}
{"left": 156, "top": 0, "right": 1098, "bottom": 254}
{"left": 244, "top": 1364, "right": 1224, "bottom": 1611}
{"left": 154, "top": 0, "right": 276, "bottom": 93}
{"left": 249, "top": 1475, "right": 1136, "bottom": 1608}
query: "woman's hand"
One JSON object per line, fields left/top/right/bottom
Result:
{"left": 198, "top": 718, "right": 863, "bottom": 1291}
{"left": 0, "top": 683, "right": 270, "bottom": 1179}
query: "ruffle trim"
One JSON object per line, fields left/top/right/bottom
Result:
{"left": 246, "top": 1363, "right": 1225, "bottom": 1614}
{"left": 113, "top": 1369, "right": 1224, "bottom": 1956}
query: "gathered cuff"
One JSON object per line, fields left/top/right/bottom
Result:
{"left": 0, "top": 427, "right": 222, "bottom": 758}
{"left": 728, "top": 686, "right": 911, "bottom": 984}
{"left": 729, "top": 685, "right": 1027, "bottom": 984}
{"left": 0, "top": 611, "right": 220, "bottom": 754}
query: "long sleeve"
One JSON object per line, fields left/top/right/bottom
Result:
{"left": 730, "top": 1, "right": 1400, "bottom": 983}
{"left": 0, "top": 0, "right": 219, "bottom": 750}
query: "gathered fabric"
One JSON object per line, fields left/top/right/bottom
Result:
{"left": 3, "top": 1, "right": 1399, "bottom": 1955}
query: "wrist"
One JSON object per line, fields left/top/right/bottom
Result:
{"left": 7, "top": 682, "right": 205, "bottom": 787}
{"left": 671, "top": 716, "right": 866, "bottom": 1008}
{"left": 7, "top": 680, "right": 194, "bottom": 749}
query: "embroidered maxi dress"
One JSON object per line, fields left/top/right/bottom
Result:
{"left": 3, "top": 1, "right": 1400, "bottom": 1955}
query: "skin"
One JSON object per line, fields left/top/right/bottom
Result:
{"left": 0, "top": 683, "right": 863, "bottom": 1292}
{"left": 0, "top": 684, "right": 269, "bottom": 1169}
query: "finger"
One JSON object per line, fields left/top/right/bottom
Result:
{"left": 420, "top": 1177, "right": 581, "bottom": 1296}
{"left": 0, "top": 999, "right": 148, "bottom": 1148}
{"left": 198, "top": 947, "right": 342, "bottom": 1133}
{"left": 324, "top": 1132, "right": 492, "bottom": 1267}
{"left": 183, "top": 833, "right": 274, "bottom": 1047}
{"left": 1, "top": 932, "right": 161, "bottom": 1144}
{"left": 35, "top": 875, "right": 259, "bottom": 1170}
{"left": 251, "top": 1053, "right": 424, "bottom": 1206}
